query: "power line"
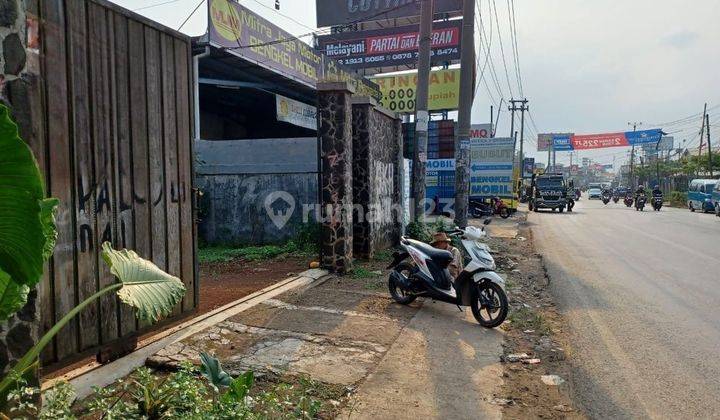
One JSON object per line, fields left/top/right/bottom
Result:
{"left": 506, "top": 0, "right": 523, "bottom": 97}
{"left": 491, "top": 0, "right": 515, "bottom": 98}
{"left": 178, "top": 0, "right": 206, "bottom": 31}
{"left": 134, "top": 0, "right": 184, "bottom": 11}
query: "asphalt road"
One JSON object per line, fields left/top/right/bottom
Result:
{"left": 530, "top": 197, "right": 720, "bottom": 419}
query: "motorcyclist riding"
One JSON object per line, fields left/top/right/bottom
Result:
{"left": 652, "top": 185, "right": 663, "bottom": 198}
{"left": 635, "top": 184, "right": 646, "bottom": 199}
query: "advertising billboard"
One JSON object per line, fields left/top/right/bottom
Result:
{"left": 316, "top": 19, "right": 461, "bottom": 70}
{"left": 522, "top": 158, "right": 535, "bottom": 179}
{"left": 208, "top": 0, "right": 381, "bottom": 99}
{"left": 641, "top": 136, "right": 674, "bottom": 152}
{"left": 316, "top": 0, "right": 462, "bottom": 27}
{"left": 370, "top": 68, "right": 460, "bottom": 112}
{"left": 538, "top": 129, "right": 663, "bottom": 151}
{"left": 469, "top": 137, "right": 515, "bottom": 198}
{"left": 571, "top": 129, "right": 662, "bottom": 150}
{"left": 537, "top": 133, "right": 574, "bottom": 151}
{"left": 209, "top": 0, "right": 322, "bottom": 87}
{"left": 470, "top": 123, "right": 493, "bottom": 139}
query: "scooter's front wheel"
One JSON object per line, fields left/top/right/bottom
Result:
{"left": 389, "top": 262, "right": 417, "bottom": 305}
{"left": 471, "top": 282, "right": 508, "bottom": 328}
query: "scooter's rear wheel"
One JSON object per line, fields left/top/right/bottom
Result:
{"left": 471, "top": 282, "right": 508, "bottom": 328}
{"left": 389, "top": 262, "right": 417, "bottom": 305}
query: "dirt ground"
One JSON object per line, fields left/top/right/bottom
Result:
{"left": 487, "top": 215, "right": 585, "bottom": 419}
{"left": 197, "top": 254, "right": 311, "bottom": 314}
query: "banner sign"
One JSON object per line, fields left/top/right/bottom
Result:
{"left": 370, "top": 68, "right": 460, "bottom": 112}
{"left": 469, "top": 137, "right": 515, "bottom": 198}
{"left": 317, "top": 19, "right": 461, "bottom": 69}
{"left": 208, "top": 0, "right": 381, "bottom": 98}
{"left": 316, "top": 0, "right": 462, "bottom": 27}
{"left": 470, "top": 123, "right": 493, "bottom": 139}
{"left": 522, "top": 158, "right": 535, "bottom": 178}
{"left": 276, "top": 95, "right": 317, "bottom": 130}
{"left": 538, "top": 129, "right": 663, "bottom": 151}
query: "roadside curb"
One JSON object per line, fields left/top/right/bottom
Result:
{"left": 48, "top": 268, "right": 328, "bottom": 398}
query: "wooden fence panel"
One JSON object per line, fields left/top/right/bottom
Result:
{"left": 67, "top": 0, "right": 100, "bottom": 352}
{"left": 161, "top": 34, "right": 181, "bottom": 317}
{"left": 36, "top": 0, "right": 196, "bottom": 369}
{"left": 88, "top": 2, "right": 119, "bottom": 345}
{"left": 174, "top": 39, "right": 195, "bottom": 311}
{"left": 112, "top": 12, "right": 137, "bottom": 338}
{"left": 41, "top": 0, "right": 78, "bottom": 363}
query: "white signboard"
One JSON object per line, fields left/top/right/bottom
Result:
{"left": 470, "top": 137, "right": 515, "bottom": 198}
{"left": 276, "top": 95, "right": 317, "bottom": 130}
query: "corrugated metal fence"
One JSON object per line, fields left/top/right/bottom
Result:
{"left": 34, "top": 0, "right": 196, "bottom": 368}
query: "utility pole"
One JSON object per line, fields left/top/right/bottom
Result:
{"left": 453, "top": 0, "right": 475, "bottom": 228}
{"left": 508, "top": 99, "right": 529, "bottom": 177}
{"left": 707, "top": 113, "right": 713, "bottom": 177}
{"left": 698, "top": 103, "right": 707, "bottom": 159}
{"left": 412, "top": 0, "right": 434, "bottom": 221}
{"left": 628, "top": 122, "right": 641, "bottom": 186}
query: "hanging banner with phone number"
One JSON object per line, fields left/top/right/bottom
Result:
{"left": 538, "top": 129, "right": 663, "bottom": 151}
{"left": 369, "top": 68, "right": 460, "bottom": 113}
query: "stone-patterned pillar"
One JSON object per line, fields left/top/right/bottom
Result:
{"left": 351, "top": 99, "right": 372, "bottom": 259}
{"left": 351, "top": 97, "right": 402, "bottom": 259}
{"left": 392, "top": 118, "right": 404, "bottom": 242}
{"left": 1, "top": 0, "right": 42, "bottom": 378}
{"left": 318, "top": 82, "right": 355, "bottom": 274}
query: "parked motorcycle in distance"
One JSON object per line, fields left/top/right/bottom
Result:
{"left": 469, "top": 197, "right": 510, "bottom": 219}
{"left": 387, "top": 219, "right": 508, "bottom": 328}
{"left": 636, "top": 193, "right": 647, "bottom": 211}
{"left": 612, "top": 195, "right": 620, "bottom": 203}
{"left": 624, "top": 195, "right": 634, "bottom": 207}
{"left": 652, "top": 196, "right": 663, "bottom": 211}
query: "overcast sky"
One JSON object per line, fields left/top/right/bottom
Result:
{"left": 113, "top": 0, "right": 720, "bottom": 167}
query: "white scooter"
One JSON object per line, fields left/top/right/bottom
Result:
{"left": 387, "top": 219, "right": 509, "bottom": 328}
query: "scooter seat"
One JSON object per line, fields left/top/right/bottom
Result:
{"left": 405, "top": 239, "right": 454, "bottom": 266}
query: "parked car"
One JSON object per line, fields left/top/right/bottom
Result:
{"left": 587, "top": 188, "right": 602, "bottom": 199}
{"left": 688, "top": 179, "right": 718, "bottom": 213}
{"left": 713, "top": 181, "right": 720, "bottom": 217}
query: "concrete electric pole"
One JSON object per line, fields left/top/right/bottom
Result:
{"left": 509, "top": 99, "right": 529, "bottom": 170}
{"left": 628, "top": 122, "right": 641, "bottom": 186}
{"left": 412, "top": 0, "right": 434, "bottom": 221}
{"left": 454, "top": 0, "right": 475, "bottom": 228}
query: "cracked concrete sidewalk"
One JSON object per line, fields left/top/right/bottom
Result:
{"left": 148, "top": 264, "right": 506, "bottom": 419}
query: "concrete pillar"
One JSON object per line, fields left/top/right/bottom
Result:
{"left": 0, "top": 0, "right": 42, "bottom": 378}
{"left": 317, "top": 82, "right": 355, "bottom": 274}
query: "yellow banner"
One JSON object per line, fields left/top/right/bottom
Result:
{"left": 370, "top": 69, "right": 460, "bottom": 113}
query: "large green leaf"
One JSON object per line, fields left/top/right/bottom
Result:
{"left": 101, "top": 242, "right": 186, "bottom": 323}
{"left": 0, "top": 268, "right": 29, "bottom": 321}
{"left": 0, "top": 103, "right": 58, "bottom": 321}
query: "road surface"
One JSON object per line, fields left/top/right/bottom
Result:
{"left": 530, "top": 197, "right": 720, "bottom": 419}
